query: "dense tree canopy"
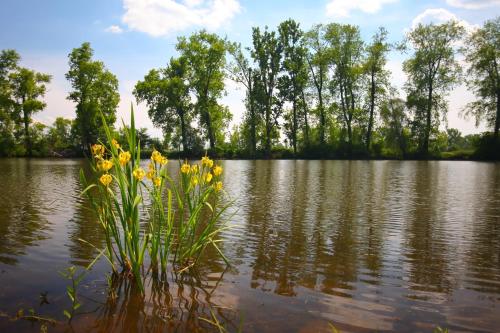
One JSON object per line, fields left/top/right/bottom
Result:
{"left": 1, "top": 16, "right": 499, "bottom": 160}
{"left": 402, "top": 21, "right": 465, "bottom": 156}
{"left": 66, "top": 42, "right": 120, "bottom": 153}
{"left": 463, "top": 17, "right": 500, "bottom": 139}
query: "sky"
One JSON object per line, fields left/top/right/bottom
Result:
{"left": 1, "top": 0, "right": 499, "bottom": 138}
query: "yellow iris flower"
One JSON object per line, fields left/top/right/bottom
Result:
{"left": 205, "top": 172, "right": 213, "bottom": 183}
{"left": 91, "top": 144, "right": 105, "bottom": 156}
{"left": 133, "top": 167, "right": 145, "bottom": 181}
{"left": 201, "top": 156, "right": 213, "bottom": 168}
{"left": 213, "top": 165, "right": 223, "bottom": 176}
{"left": 181, "top": 163, "right": 190, "bottom": 174}
{"left": 214, "top": 181, "right": 223, "bottom": 192}
{"left": 100, "top": 173, "right": 112, "bottom": 186}
{"left": 119, "top": 151, "right": 131, "bottom": 166}
{"left": 97, "top": 159, "right": 113, "bottom": 172}
{"left": 151, "top": 150, "right": 162, "bottom": 163}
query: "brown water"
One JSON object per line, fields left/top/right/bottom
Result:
{"left": 0, "top": 159, "right": 499, "bottom": 333}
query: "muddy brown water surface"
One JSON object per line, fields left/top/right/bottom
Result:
{"left": 0, "top": 159, "right": 499, "bottom": 332}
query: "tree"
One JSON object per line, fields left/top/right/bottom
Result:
{"left": 176, "top": 30, "right": 229, "bottom": 151}
{"left": 304, "top": 24, "right": 329, "bottom": 145}
{"left": 66, "top": 42, "right": 119, "bottom": 153}
{"left": 401, "top": 21, "right": 464, "bottom": 155}
{"left": 278, "top": 19, "right": 308, "bottom": 154}
{"left": 326, "top": 23, "right": 365, "bottom": 151}
{"left": 10, "top": 67, "right": 51, "bottom": 156}
{"left": 251, "top": 26, "right": 283, "bottom": 157}
{"left": 48, "top": 117, "right": 74, "bottom": 153}
{"left": 364, "top": 27, "right": 390, "bottom": 151}
{"left": 227, "top": 42, "right": 260, "bottom": 156}
{"left": 134, "top": 56, "right": 194, "bottom": 154}
{"left": 462, "top": 17, "right": 500, "bottom": 140}
{"left": 0, "top": 50, "right": 20, "bottom": 156}
{"left": 380, "top": 98, "right": 409, "bottom": 156}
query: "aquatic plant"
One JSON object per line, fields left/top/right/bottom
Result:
{"left": 80, "top": 107, "right": 230, "bottom": 290}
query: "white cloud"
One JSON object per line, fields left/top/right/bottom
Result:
{"left": 410, "top": 8, "right": 477, "bottom": 32}
{"left": 446, "top": 0, "right": 500, "bottom": 9}
{"left": 105, "top": 25, "right": 124, "bottom": 34}
{"left": 121, "top": 0, "right": 241, "bottom": 37}
{"left": 325, "top": 0, "right": 398, "bottom": 18}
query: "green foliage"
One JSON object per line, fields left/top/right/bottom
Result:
{"left": 134, "top": 56, "right": 195, "bottom": 154}
{"left": 325, "top": 23, "right": 365, "bottom": 149}
{"left": 364, "top": 27, "right": 391, "bottom": 151}
{"left": 1, "top": 17, "right": 499, "bottom": 160}
{"left": 462, "top": 16, "right": 500, "bottom": 138}
{"left": 251, "top": 25, "right": 283, "bottom": 157}
{"left": 0, "top": 50, "right": 51, "bottom": 157}
{"left": 402, "top": 21, "right": 465, "bottom": 155}
{"left": 176, "top": 31, "right": 231, "bottom": 151}
{"left": 278, "top": 19, "right": 308, "bottom": 154}
{"left": 66, "top": 42, "right": 120, "bottom": 153}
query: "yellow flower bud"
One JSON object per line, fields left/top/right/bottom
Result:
{"left": 99, "top": 173, "right": 112, "bottom": 186}
{"left": 159, "top": 156, "right": 168, "bottom": 165}
{"left": 111, "top": 139, "right": 121, "bottom": 149}
{"left": 146, "top": 170, "right": 155, "bottom": 180}
{"left": 191, "top": 176, "right": 199, "bottom": 186}
{"left": 191, "top": 164, "right": 199, "bottom": 174}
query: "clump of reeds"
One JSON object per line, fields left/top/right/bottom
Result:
{"left": 80, "top": 107, "right": 230, "bottom": 290}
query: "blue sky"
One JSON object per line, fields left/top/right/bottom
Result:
{"left": 1, "top": 0, "right": 499, "bottom": 137}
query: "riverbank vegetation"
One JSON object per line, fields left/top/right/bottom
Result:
{"left": 0, "top": 17, "right": 498, "bottom": 160}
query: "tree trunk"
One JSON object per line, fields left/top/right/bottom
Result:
{"left": 301, "top": 89, "right": 309, "bottom": 147}
{"left": 366, "top": 70, "right": 376, "bottom": 152}
{"left": 495, "top": 88, "right": 500, "bottom": 140}
{"left": 248, "top": 68, "right": 257, "bottom": 157}
{"left": 265, "top": 101, "right": 271, "bottom": 158}
{"left": 22, "top": 97, "right": 32, "bottom": 157}
{"left": 179, "top": 108, "right": 188, "bottom": 155}
{"left": 423, "top": 81, "right": 433, "bottom": 156}
{"left": 292, "top": 97, "right": 297, "bottom": 155}
{"left": 318, "top": 70, "right": 325, "bottom": 146}
{"left": 205, "top": 109, "right": 215, "bottom": 151}
{"left": 308, "top": 58, "right": 325, "bottom": 145}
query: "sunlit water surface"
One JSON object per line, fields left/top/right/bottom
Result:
{"left": 0, "top": 159, "right": 499, "bottom": 332}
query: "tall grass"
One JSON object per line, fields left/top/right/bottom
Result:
{"left": 80, "top": 107, "right": 231, "bottom": 290}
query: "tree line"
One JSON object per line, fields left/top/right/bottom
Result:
{"left": 0, "top": 17, "right": 498, "bottom": 159}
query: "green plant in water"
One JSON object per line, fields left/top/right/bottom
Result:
{"left": 59, "top": 248, "right": 104, "bottom": 322}
{"left": 59, "top": 266, "right": 81, "bottom": 321}
{"left": 80, "top": 106, "right": 231, "bottom": 291}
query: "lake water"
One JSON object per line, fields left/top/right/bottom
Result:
{"left": 0, "top": 159, "right": 499, "bottom": 332}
